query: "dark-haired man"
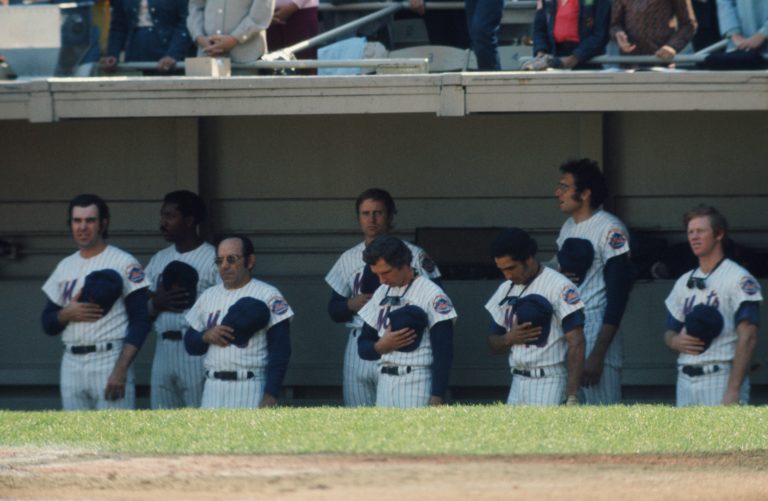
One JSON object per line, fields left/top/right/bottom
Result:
{"left": 664, "top": 206, "right": 761, "bottom": 406}
{"left": 486, "top": 228, "right": 585, "bottom": 406}
{"left": 41, "top": 194, "right": 151, "bottom": 410}
{"left": 145, "top": 191, "right": 219, "bottom": 408}
{"left": 357, "top": 235, "right": 456, "bottom": 408}
{"left": 554, "top": 159, "right": 632, "bottom": 404}
{"left": 325, "top": 188, "right": 441, "bottom": 407}
{"left": 184, "top": 235, "right": 292, "bottom": 408}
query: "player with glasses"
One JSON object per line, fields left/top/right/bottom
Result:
{"left": 664, "top": 205, "right": 762, "bottom": 406}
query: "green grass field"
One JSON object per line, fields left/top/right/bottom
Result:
{"left": 2, "top": 405, "right": 768, "bottom": 456}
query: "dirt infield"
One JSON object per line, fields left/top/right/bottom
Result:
{"left": 2, "top": 447, "right": 768, "bottom": 500}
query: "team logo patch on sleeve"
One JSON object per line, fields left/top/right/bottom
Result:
{"left": 126, "top": 265, "right": 145, "bottom": 283}
{"left": 269, "top": 296, "right": 290, "bottom": 315}
{"left": 740, "top": 276, "right": 761, "bottom": 296}
{"left": 433, "top": 295, "right": 453, "bottom": 314}
{"left": 561, "top": 285, "right": 581, "bottom": 305}
{"left": 607, "top": 229, "right": 627, "bottom": 250}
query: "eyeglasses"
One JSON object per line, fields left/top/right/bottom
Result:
{"left": 498, "top": 296, "right": 519, "bottom": 307}
{"left": 686, "top": 276, "right": 707, "bottom": 290}
{"left": 556, "top": 183, "right": 572, "bottom": 192}
{"left": 380, "top": 296, "right": 402, "bottom": 306}
{"left": 214, "top": 254, "right": 243, "bottom": 266}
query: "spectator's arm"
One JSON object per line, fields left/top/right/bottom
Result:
{"left": 666, "top": 0, "right": 698, "bottom": 52}
{"left": 572, "top": 0, "right": 611, "bottom": 62}
{"left": 532, "top": 4, "right": 550, "bottom": 56}
{"left": 608, "top": 0, "right": 626, "bottom": 41}
{"left": 106, "top": 0, "right": 130, "bottom": 58}
{"left": 715, "top": 0, "right": 742, "bottom": 38}
{"left": 187, "top": 0, "right": 207, "bottom": 41}
{"left": 229, "top": 0, "right": 276, "bottom": 44}
{"left": 166, "top": 0, "right": 192, "bottom": 61}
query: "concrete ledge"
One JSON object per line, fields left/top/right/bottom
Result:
{"left": 2, "top": 71, "right": 767, "bottom": 122}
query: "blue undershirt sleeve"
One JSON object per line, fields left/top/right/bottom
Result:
{"left": 328, "top": 291, "right": 355, "bottom": 323}
{"left": 41, "top": 300, "right": 65, "bottom": 336}
{"left": 489, "top": 321, "right": 506, "bottom": 336}
{"left": 562, "top": 310, "right": 586, "bottom": 333}
{"left": 265, "top": 320, "right": 291, "bottom": 397}
{"left": 603, "top": 254, "right": 632, "bottom": 326}
{"left": 735, "top": 301, "right": 760, "bottom": 327}
{"left": 357, "top": 323, "right": 381, "bottom": 361}
{"left": 184, "top": 327, "right": 209, "bottom": 355}
{"left": 429, "top": 320, "right": 454, "bottom": 399}
{"left": 123, "top": 288, "right": 151, "bottom": 349}
{"left": 665, "top": 311, "right": 684, "bottom": 332}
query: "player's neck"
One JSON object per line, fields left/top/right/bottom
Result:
{"left": 78, "top": 240, "right": 107, "bottom": 259}
{"left": 570, "top": 204, "right": 595, "bottom": 224}
{"left": 698, "top": 248, "right": 725, "bottom": 273}
{"left": 174, "top": 234, "right": 204, "bottom": 254}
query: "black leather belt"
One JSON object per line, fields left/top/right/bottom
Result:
{"left": 381, "top": 366, "right": 412, "bottom": 376}
{"left": 682, "top": 365, "right": 720, "bottom": 377}
{"left": 69, "top": 342, "right": 113, "bottom": 355}
{"left": 208, "top": 370, "right": 255, "bottom": 381}
{"left": 161, "top": 330, "right": 183, "bottom": 341}
{"left": 513, "top": 368, "right": 546, "bottom": 378}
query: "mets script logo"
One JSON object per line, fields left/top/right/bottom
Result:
{"left": 269, "top": 296, "right": 289, "bottom": 315}
{"left": 433, "top": 295, "right": 453, "bottom": 314}
{"left": 740, "top": 276, "right": 761, "bottom": 296}
{"left": 608, "top": 229, "right": 627, "bottom": 250}
{"left": 126, "top": 264, "right": 145, "bottom": 284}
{"left": 561, "top": 286, "right": 581, "bottom": 305}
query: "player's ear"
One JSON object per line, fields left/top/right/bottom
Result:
{"left": 579, "top": 188, "right": 591, "bottom": 202}
{"left": 246, "top": 254, "right": 256, "bottom": 270}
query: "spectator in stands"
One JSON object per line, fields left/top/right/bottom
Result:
{"left": 715, "top": 0, "right": 768, "bottom": 64}
{"left": 267, "top": 0, "right": 319, "bottom": 72}
{"left": 610, "top": 0, "right": 697, "bottom": 63}
{"left": 409, "top": 0, "right": 470, "bottom": 50}
{"left": 691, "top": 0, "right": 721, "bottom": 52}
{"left": 102, "top": 0, "right": 192, "bottom": 73}
{"left": 187, "top": 0, "right": 274, "bottom": 63}
{"left": 465, "top": 0, "right": 504, "bottom": 70}
{"left": 523, "top": 0, "right": 611, "bottom": 71}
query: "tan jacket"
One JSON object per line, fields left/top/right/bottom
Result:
{"left": 187, "top": 0, "right": 275, "bottom": 63}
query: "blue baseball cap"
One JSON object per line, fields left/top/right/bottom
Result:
{"left": 515, "top": 294, "right": 553, "bottom": 347}
{"left": 79, "top": 269, "right": 123, "bottom": 314}
{"left": 685, "top": 304, "right": 724, "bottom": 352}
{"left": 387, "top": 304, "right": 429, "bottom": 352}
{"left": 222, "top": 297, "right": 271, "bottom": 347}
{"left": 162, "top": 260, "right": 199, "bottom": 308}
{"left": 558, "top": 238, "right": 594, "bottom": 284}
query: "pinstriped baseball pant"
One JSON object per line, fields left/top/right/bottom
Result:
{"left": 676, "top": 364, "right": 750, "bottom": 406}
{"left": 376, "top": 367, "right": 431, "bottom": 408}
{"left": 506, "top": 366, "right": 567, "bottom": 406}
{"left": 343, "top": 328, "right": 379, "bottom": 407}
{"left": 201, "top": 373, "right": 266, "bottom": 409}
{"left": 150, "top": 338, "right": 205, "bottom": 409}
{"left": 60, "top": 346, "right": 135, "bottom": 410}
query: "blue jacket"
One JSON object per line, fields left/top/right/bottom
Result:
{"left": 532, "top": 0, "right": 611, "bottom": 63}
{"left": 107, "top": 0, "right": 191, "bottom": 61}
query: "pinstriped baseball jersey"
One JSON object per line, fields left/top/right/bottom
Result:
{"left": 185, "top": 279, "right": 294, "bottom": 371}
{"left": 145, "top": 242, "right": 220, "bottom": 409}
{"left": 358, "top": 275, "right": 457, "bottom": 368}
{"left": 485, "top": 267, "right": 584, "bottom": 370}
{"left": 556, "top": 210, "right": 629, "bottom": 368}
{"left": 665, "top": 259, "right": 763, "bottom": 365}
{"left": 42, "top": 245, "right": 150, "bottom": 345}
{"left": 325, "top": 241, "right": 441, "bottom": 329}
{"left": 145, "top": 243, "right": 220, "bottom": 335}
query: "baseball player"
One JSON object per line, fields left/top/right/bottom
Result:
{"left": 325, "top": 188, "right": 441, "bottom": 407}
{"left": 664, "top": 205, "right": 761, "bottom": 406}
{"left": 486, "top": 228, "right": 585, "bottom": 406}
{"left": 41, "top": 194, "right": 151, "bottom": 410}
{"left": 554, "top": 158, "right": 632, "bottom": 404}
{"left": 356, "top": 235, "right": 456, "bottom": 408}
{"left": 145, "top": 191, "right": 219, "bottom": 409}
{"left": 184, "top": 235, "right": 293, "bottom": 408}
